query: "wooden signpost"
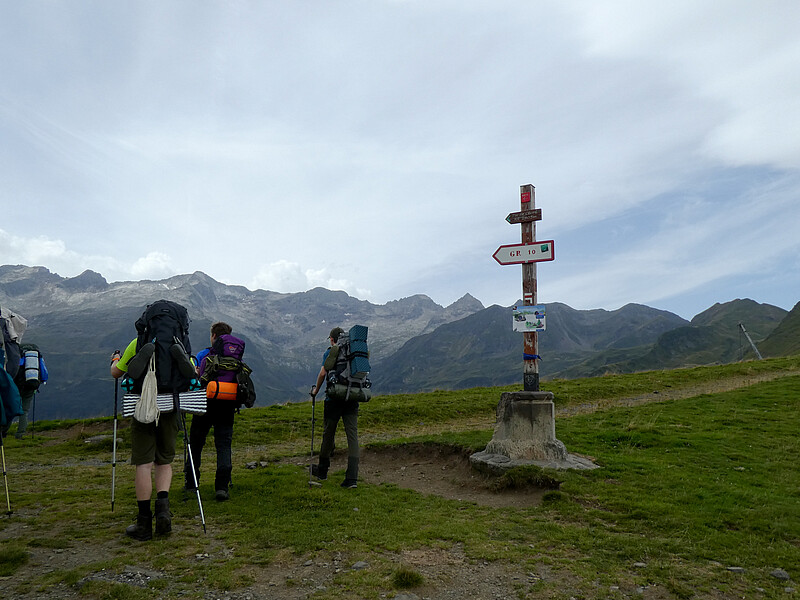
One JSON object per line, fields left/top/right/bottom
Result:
{"left": 471, "top": 193, "right": 595, "bottom": 471}
{"left": 493, "top": 184, "right": 554, "bottom": 392}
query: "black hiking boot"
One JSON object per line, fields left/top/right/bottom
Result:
{"left": 310, "top": 464, "right": 328, "bottom": 481}
{"left": 340, "top": 479, "right": 358, "bottom": 489}
{"left": 215, "top": 489, "right": 230, "bottom": 501}
{"left": 125, "top": 514, "right": 153, "bottom": 541}
{"left": 126, "top": 342, "right": 155, "bottom": 379}
{"left": 170, "top": 342, "right": 197, "bottom": 378}
{"left": 184, "top": 472, "right": 199, "bottom": 492}
{"left": 154, "top": 498, "right": 172, "bottom": 535}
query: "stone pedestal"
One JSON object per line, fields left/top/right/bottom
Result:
{"left": 470, "top": 391, "right": 598, "bottom": 473}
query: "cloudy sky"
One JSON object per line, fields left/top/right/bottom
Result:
{"left": 2, "top": 1, "right": 799, "bottom": 320}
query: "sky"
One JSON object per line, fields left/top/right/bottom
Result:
{"left": 1, "top": 1, "right": 799, "bottom": 321}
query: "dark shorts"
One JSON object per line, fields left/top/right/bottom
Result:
{"left": 130, "top": 411, "right": 179, "bottom": 466}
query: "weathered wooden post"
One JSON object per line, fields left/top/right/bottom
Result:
{"left": 471, "top": 185, "right": 597, "bottom": 473}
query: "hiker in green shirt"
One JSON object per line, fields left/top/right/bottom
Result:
{"left": 111, "top": 342, "right": 180, "bottom": 541}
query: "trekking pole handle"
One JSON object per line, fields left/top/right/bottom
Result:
{"left": 110, "top": 349, "right": 121, "bottom": 367}
{"left": 309, "top": 385, "right": 317, "bottom": 399}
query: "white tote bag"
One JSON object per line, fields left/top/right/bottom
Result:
{"left": 134, "top": 353, "right": 160, "bottom": 425}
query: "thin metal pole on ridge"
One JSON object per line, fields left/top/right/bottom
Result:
{"left": 1, "top": 429, "right": 11, "bottom": 515}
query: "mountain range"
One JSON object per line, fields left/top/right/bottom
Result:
{"left": 1, "top": 264, "right": 797, "bottom": 421}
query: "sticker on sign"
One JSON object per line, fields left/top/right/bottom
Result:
{"left": 492, "top": 241, "right": 555, "bottom": 265}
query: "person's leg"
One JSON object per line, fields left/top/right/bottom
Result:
{"left": 15, "top": 390, "right": 34, "bottom": 438}
{"left": 186, "top": 413, "right": 211, "bottom": 488}
{"left": 127, "top": 420, "right": 156, "bottom": 541}
{"left": 154, "top": 463, "right": 172, "bottom": 493}
{"left": 213, "top": 409, "right": 235, "bottom": 498}
{"left": 153, "top": 413, "right": 178, "bottom": 535}
{"left": 341, "top": 410, "right": 359, "bottom": 487}
{"left": 135, "top": 463, "right": 154, "bottom": 500}
{"left": 315, "top": 405, "right": 341, "bottom": 479}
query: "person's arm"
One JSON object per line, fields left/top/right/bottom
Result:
{"left": 110, "top": 351, "right": 124, "bottom": 378}
{"left": 110, "top": 340, "right": 137, "bottom": 379}
{"left": 311, "top": 365, "right": 326, "bottom": 398}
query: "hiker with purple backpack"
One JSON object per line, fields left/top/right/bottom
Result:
{"left": 185, "top": 322, "right": 248, "bottom": 501}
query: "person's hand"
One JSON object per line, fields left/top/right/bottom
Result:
{"left": 310, "top": 385, "right": 317, "bottom": 398}
{"left": 110, "top": 350, "right": 121, "bottom": 366}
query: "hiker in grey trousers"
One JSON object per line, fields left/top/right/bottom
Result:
{"left": 310, "top": 327, "right": 359, "bottom": 488}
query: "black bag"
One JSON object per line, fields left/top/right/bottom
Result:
{"left": 132, "top": 300, "right": 194, "bottom": 394}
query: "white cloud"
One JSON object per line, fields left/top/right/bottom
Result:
{"left": 130, "top": 252, "right": 176, "bottom": 280}
{"left": 249, "top": 260, "right": 372, "bottom": 299}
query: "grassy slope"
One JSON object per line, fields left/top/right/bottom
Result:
{"left": 1, "top": 355, "right": 799, "bottom": 599}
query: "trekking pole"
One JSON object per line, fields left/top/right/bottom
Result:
{"left": 110, "top": 350, "right": 120, "bottom": 512}
{"left": 111, "top": 377, "right": 119, "bottom": 511}
{"left": 308, "top": 387, "right": 321, "bottom": 488}
{"left": 179, "top": 405, "right": 206, "bottom": 533}
{"left": 1, "top": 429, "right": 11, "bottom": 515}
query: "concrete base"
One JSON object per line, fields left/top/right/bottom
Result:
{"left": 470, "top": 391, "right": 599, "bottom": 472}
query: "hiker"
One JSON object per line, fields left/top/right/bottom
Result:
{"left": 110, "top": 300, "right": 196, "bottom": 541}
{"left": 8, "top": 343, "right": 48, "bottom": 439}
{"left": 186, "top": 322, "right": 245, "bottom": 501}
{"left": 310, "top": 327, "right": 360, "bottom": 488}
{"left": 1, "top": 306, "right": 26, "bottom": 439}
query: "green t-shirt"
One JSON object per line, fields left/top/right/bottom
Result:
{"left": 115, "top": 339, "right": 138, "bottom": 373}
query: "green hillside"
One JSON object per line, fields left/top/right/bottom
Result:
{"left": 759, "top": 301, "right": 800, "bottom": 357}
{"left": 1, "top": 356, "right": 799, "bottom": 599}
{"left": 561, "top": 299, "right": 788, "bottom": 377}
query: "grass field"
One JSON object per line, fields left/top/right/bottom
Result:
{"left": 1, "top": 356, "right": 798, "bottom": 599}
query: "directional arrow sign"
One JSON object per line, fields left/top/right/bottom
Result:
{"left": 506, "top": 208, "right": 542, "bottom": 224}
{"left": 493, "top": 240, "right": 555, "bottom": 265}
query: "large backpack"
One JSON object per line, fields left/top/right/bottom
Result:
{"left": 1, "top": 306, "right": 26, "bottom": 381}
{"left": 324, "top": 325, "right": 372, "bottom": 402}
{"left": 199, "top": 334, "right": 256, "bottom": 408}
{"left": 15, "top": 343, "right": 43, "bottom": 391}
{"left": 131, "top": 300, "right": 194, "bottom": 394}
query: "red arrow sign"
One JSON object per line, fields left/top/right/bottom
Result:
{"left": 493, "top": 240, "right": 555, "bottom": 265}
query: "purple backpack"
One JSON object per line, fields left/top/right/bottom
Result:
{"left": 209, "top": 334, "right": 245, "bottom": 383}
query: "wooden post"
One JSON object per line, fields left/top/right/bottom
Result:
{"left": 520, "top": 184, "right": 539, "bottom": 391}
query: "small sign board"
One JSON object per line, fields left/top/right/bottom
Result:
{"left": 513, "top": 305, "right": 546, "bottom": 332}
{"left": 492, "top": 240, "right": 555, "bottom": 265}
{"left": 506, "top": 208, "right": 542, "bottom": 224}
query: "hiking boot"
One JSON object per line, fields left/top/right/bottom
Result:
{"left": 310, "top": 464, "right": 328, "bottom": 481}
{"left": 340, "top": 479, "right": 358, "bottom": 489}
{"left": 125, "top": 515, "right": 153, "bottom": 541}
{"left": 170, "top": 342, "right": 197, "bottom": 378}
{"left": 154, "top": 498, "right": 172, "bottom": 535}
{"left": 215, "top": 489, "right": 230, "bottom": 502}
{"left": 126, "top": 342, "right": 155, "bottom": 379}
{"left": 184, "top": 472, "right": 199, "bottom": 492}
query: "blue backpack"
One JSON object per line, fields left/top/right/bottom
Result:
{"left": 324, "top": 325, "right": 372, "bottom": 402}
